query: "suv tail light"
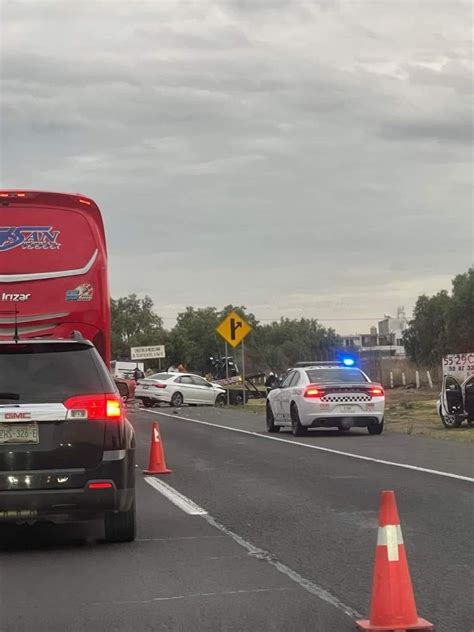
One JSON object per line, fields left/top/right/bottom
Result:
{"left": 368, "top": 386, "right": 384, "bottom": 397}
{"left": 64, "top": 394, "right": 124, "bottom": 421}
{"left": 304, "top": 386, "right": 325, "bottom": 399}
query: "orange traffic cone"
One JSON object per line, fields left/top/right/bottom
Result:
{"left": 143, "top": 422, "right": 171, "bottom": 474}
{"left": 356, "top": 491, "right": 433, "bottom": 631}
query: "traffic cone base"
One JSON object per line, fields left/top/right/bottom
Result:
{"left": 143, "top": 422, "right": 172, "bottom": 475}
{"left": 356, "top": 616, "right": 433, "bottom": 631}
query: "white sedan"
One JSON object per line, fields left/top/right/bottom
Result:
{"left": 135, "top": 372, "right": 227, "bottom": 408}
{"left": 266, "top": 362, "right": 385, "bottom": 436}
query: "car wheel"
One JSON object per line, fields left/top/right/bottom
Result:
{"left": 104, "top": 498, "right": 136, "bottom": 543}
{"left": 141, "top": 398, "right": 153, "bottom": 409}
{"left": 367, "top": 418, "right": 384, "bottom": 435}
{"left": 440, "top": 411, "right": 462, "bottom": 429}
{"left": 215, "top": 394, "right": 226, "bottom": 408}
{"left": 170, "top": 392, "right": 184, "bottom": 408}
{"left": 291, "top": 404, "right": 307, "bottom": 437}
{"left": 266, "top": 403, "right": 280, "bottom": 433}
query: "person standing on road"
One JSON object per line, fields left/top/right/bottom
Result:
{"left": 133, "top": 366, "right": 144, "bottom": 381}
{"left": 265, "top": 372, "right": 278, "bottom": 395}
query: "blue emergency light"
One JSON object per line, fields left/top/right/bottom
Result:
{"left": 341, "top": 357, "right": 355, "bottom": 367}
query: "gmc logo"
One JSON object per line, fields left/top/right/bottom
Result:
{"left": 4, "top": 412, "right": 31, "bottom": 420}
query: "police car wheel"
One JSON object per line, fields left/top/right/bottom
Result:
{"left": 367, "top": 419, "right": 384, "bottom": 435}
{"left": 266, "top": 404, "right": 280, "bottom": 433}
{"left": 291, "top": 405, "right": 307, "bottom": 436}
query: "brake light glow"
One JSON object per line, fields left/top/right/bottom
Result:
{"left": 64, "top": 394, "right": 124, "bottom": 421}
{"left": 79, "top": 198, "right": 91, "bottom": 205}
{"left": 304, "top": 386, "right": 325, "bottom": 398}
{"left": 106, "top": 398, "right": 122, "bottom": 418}
{"left": 369, "top": 387, "right": 384, "bottom": 397}
{"left": 88, "top": 481, "right": 113, "bottom": 490}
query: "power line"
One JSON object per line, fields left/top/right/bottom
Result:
{"left": 157, "top": 316, "right": 384, "bottom": 322}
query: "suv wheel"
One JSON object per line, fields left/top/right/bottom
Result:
{"left": 367, "top": 418, "right": 384, "bottom": 435}
{"left": 104, "top": 498, "right": 136, "bottom": 543}
{"left": 266, "top": 404, "right": 280, "bottom": 433}
{"left": 291, "top": 404, "right": 307, "bottom": 437}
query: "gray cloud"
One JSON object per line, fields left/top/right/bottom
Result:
{"left": 1, "top": 0, "right": 472, "bottom": 333}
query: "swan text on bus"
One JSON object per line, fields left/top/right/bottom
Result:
{"left": 0, "top": 227, "right": 61, "bottom": 252}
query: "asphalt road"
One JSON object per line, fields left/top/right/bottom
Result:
{"left": 1, "top": 406, "right": 473, "bottom": 632}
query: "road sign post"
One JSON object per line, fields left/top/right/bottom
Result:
{"left": 241, "top": 339, "right": 245, "bottom": 407}
{"left": 225, "top": 342, "right": 230, "bottom": 407}
{"left": 216, "top": 311, "right": 252, "bottom": 407}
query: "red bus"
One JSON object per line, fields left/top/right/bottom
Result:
{"left": 0, "top": 191, "right": 111, "bottom": 365}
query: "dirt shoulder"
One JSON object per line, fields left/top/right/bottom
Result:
{"left": 384, "top": 388, "right": 473, "bottom": 443}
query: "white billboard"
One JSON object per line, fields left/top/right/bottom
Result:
{"left": 130, "top": 345, "right": 166, "bottom": 360}
{"left": 442, "top": 353, "right": 474, "bottom": 382}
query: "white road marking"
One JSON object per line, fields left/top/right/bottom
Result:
{"left": 146, "top": 409, "right": 474, "bottom": 483}
{"left": 145, "top": 474, "right": 362, "bottom": 620}
{"left": 144, "top": 476, "right": 208, "bottom": 515}
{"left": 90, "top": 587, "right": 293, "bottom": 606}
{"left": 137, "top": 535, "right": 226, "bottom": 542}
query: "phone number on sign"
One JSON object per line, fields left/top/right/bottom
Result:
{"left": 442, "top": 354, "right": 474, "bottom": 368}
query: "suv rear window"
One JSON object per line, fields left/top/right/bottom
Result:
{"left": 305, "top": 368, "right": 368, "bottom": 383}
{"left": 0, "top": 343, "right": 108, "bottom": 404}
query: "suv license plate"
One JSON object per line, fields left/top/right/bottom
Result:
{"left": 0, "top": 423, "right": 39, "bottom": 444}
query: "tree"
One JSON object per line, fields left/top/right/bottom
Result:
{"left": 253, "top": 318, "right": 340, "bottom": 373}
{"left": 111, "top": 294, "right": 166, "bottom": 359}
{"left": 167, "top": 307, "right": 220, "bottom": 373}
{"left": 447, "top": 268, "right": 474, "bottom": 353}
{"left": 111, "top": 296, "right": 341, "bottom": 374}
{"left": 403, "top": 268, "right": 473, "bottom": 366}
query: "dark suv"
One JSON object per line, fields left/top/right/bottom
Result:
{"left": 0, "top": 339, "right": 136, "bottom": 542}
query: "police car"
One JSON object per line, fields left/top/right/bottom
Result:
{"left": 266, "top": 360, "right": 385, "bottom": 436}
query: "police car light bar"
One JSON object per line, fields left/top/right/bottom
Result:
{"left": 341, "top": 358, "right": 355, "bottom": 367}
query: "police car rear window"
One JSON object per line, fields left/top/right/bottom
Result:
{"left": 0, "top": 345, "right": 106, "bottom": 404}
{"left": 305, "top": 368, "right": 368, "bottom": 383}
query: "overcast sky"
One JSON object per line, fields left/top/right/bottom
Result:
{"left": 1, "top": 0, "right": 472, "bottom": 333}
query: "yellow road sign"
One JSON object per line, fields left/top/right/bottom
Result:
{"left": 216, "top": 311, "right": 252, "bottom": 348}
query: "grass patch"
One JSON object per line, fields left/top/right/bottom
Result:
{"left": 385, "top": 389, "right": 473, "bottom": 443}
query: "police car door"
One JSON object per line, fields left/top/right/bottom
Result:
{"left": 281, "top": 371, "right": 298, "bottom": 423}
